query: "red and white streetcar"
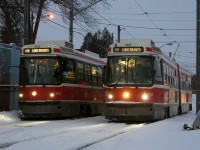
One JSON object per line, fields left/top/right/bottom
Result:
{"left": 19, "top": 40, "right": 106, "bottom": 118}
{"left": 103, "top": 39, "right": 192, "bottom": 121}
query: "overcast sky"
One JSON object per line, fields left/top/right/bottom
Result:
{"left": 37, "top": 0, "right": 196, "bottom": 73}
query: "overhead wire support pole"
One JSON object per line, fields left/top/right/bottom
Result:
{"left": 196, "top": 0, "right": 200, "bottom": 114}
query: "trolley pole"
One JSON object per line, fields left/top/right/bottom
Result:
{"left": 196, "top": 0, "right": 200, "bottom": 114}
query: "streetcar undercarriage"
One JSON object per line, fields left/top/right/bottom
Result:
{"left": 19, "top": 101, "right": 103, "bottom": 119}
{"left": 103, "top": 102, "right": 191, "bottom": 122}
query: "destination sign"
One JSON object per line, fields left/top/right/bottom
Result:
{"left": 24, "top": 48, "right": 51, "bottom": 54}
{"left": 113, "top": 47, "right": 143, "bottom": 52}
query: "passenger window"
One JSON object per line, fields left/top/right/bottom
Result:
{"left": 154, "top": 59, "right": 162, "bottom": 82}
{"left": 92, "top": 66, "right": 97, "bottom": 84}
{"left": 98, "top": 67, "right": 103, "bottom": 85}
{"left": 62, "top": 60, "right": 75, "bottom": 83}
{"left": 77, "top": 62, "right": 84, "bottom": 83}
{"left": 85, "top": 64, "right": 91, "bottom": 83}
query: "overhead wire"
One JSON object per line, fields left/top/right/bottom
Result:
{"left": 45, "top": 2, "right": 195, "bottom": 43}
{"left": 89, "top": 7, "right": 136, "bottom": 38}
{"left": 90, "top": 4, "right": 195, "bottom": 64}
{"left": 96, "top": 18, "right": 195, "bottom": 22}
{"left": 130, "top": 0, "right": 195, "bottom": 72}
{"left": 43, "top": 1, "right": 195, "bottom": 59}
{"left": 100, "top": 11, "right": 195, "bottom": 16}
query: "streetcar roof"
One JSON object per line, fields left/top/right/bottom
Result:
{"left": 21, "top": 40, "right": 107, "bottom": 65}
{"left": 107, "top": 38, "right": 192, "bottom": 75}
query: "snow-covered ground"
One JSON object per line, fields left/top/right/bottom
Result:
{"left": 0, "top": 95, "right": 199, "bottom": 150}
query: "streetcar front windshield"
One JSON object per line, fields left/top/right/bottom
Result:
{"left": 19, "top": 57, "right": 61, "bottom": 85}
{"left": 106, "top": 56, "right": 153, "bottom": 86}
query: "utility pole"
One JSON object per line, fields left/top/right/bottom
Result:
{"left": 196, "top": 0, "right": 200, "bottom": 114}
{"left": 24, "top": 0, "right": 30, "bottom": 45}
{"left": 69, "top": 0, "right": 74, "bottom": 45}
{"left": 118, "top": 25, "right": 121, "bottom": 43}
{"left": 68, "top": 0, "right": 103, "bottom": 46}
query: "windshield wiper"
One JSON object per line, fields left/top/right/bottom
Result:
{"left": 114, "top": 73, "right": 123, "bottom": 87}
{"left": 37, "top": 67, "right": 46, "bottom": 87}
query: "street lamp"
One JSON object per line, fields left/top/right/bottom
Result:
{"left": 30, "top": 13, "right": 55, "bottom": 44}
{"left": 32, "top": 13, "right": 55, "bottom": 24}
{"left": 48, "top": 14, "right": 54, "bottom": 19}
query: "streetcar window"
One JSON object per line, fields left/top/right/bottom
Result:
{"left": 62, "top": 60, "right": 75, "bottom": 83}
{"left": 19, "top": 57, "right": 61, "bottom": 85}
{"left": 77, "top": 62, "right": 92, "bottom": 84}
{"left": 162, "top": 62, "right": 176, "bottom": 86}
{"left": 188, "top": 76, "right": 191, "bottom": 91}
{"left": 172, "top": 68, "right": 176, "bottom": 87}
{"left": 92, "top": 66, "right": 97, "bottom": 84}
{"left": 168, "top": 66, "right": 172, "bottom": 85}
{"left": 153, "top": 58, "right": 162, "bottom": 83}
{"left": 106, "top": 56, "right": 153, "bottom": 86}
{"left": 77, "top": 62, "right": 84, "bottom": 83}
{"left": 85, "top": 64, "right": 91, "bottom": 83}
{"left": 98, "top": 67, "right": 103, "bottom": 85}
{"left": 181, "top": 73, "right": 187, "bottom": 90}
{"left": 163, "top": 62, "right": 168, "bottom": 84}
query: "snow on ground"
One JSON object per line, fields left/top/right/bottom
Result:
{"left": 0, "top": 94, "right": 199, "bottom": 150}
{"left": 86, "top": 111, "right": 198, "bottom": 150}
{"left": 0, "top": 111, "right": 20, "bottom": 125}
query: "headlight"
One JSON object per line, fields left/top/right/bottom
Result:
{"left": 19, "top": 93, "right": 23, "bottom": 98}
{"left": 50, "top": 92, "right": 55, "bottom": 98}
{"left": 123, "top": 92, "right": 129, "bottom": 99}
{"left": 32, "top": 91, "right": 37, "bottom": 96}
{"left": 108, "top": 94, "right": 113, "bottom": 99}
{"left": 142, "top": 93, "right": 148, "bottom": 101}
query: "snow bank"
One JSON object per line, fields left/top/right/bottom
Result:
{"left": 0, "top": 111, "right": 20, "bottom": 124}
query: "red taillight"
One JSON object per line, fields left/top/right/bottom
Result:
{"left": 146, "top": 47, "right": 152, "bottom": 52}
{"left": 54, "top": 48, "right": 61, "bottom": 52}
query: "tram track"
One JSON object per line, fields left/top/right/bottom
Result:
{"left": 76, "top": 124, "right": 143, "bottom": 150}
{"left": 0, "top": 116, "right": 146, "bottom": 150}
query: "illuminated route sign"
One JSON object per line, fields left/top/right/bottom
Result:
{"left": 113, "top": 47, "right": 143, "bottom": 52}
{"left": 24, "top": 48, "right": 51, "bottom": 54}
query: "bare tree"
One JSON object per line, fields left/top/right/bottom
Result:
{"left": 0, "top": 0, "right": 24, "bottom": 45}
{"left": 0, "top": 0, "right": 110, "bottom": 46}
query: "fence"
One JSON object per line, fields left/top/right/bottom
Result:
{"left": 0, "top": 43, "right": 20, "bottom": 111}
